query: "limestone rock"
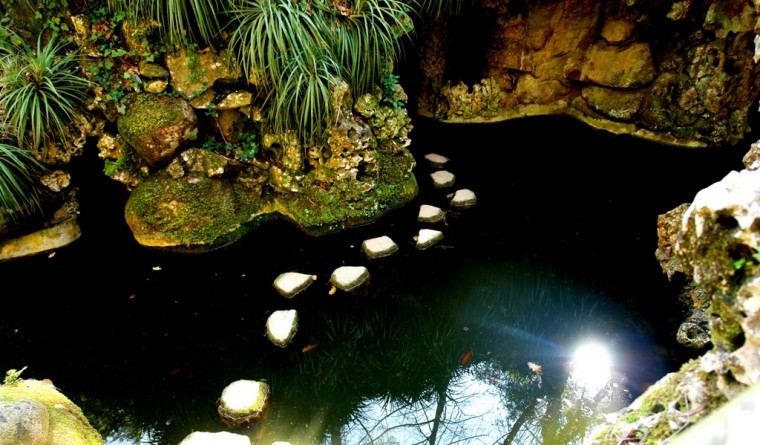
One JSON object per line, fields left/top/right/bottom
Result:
{"left": 266, "top": 309, "right": 298, "bottom": 348}
{"left": 273, "top": 272, "right": 317, "bottom": 298}
{"left": 166, "top": 47, "right": 241, "bottom": 100}
{"left": 450, "top": 189, "right": 477, "bottom": 207}
{"left": 579, "top": 42, "right": 656, "bottom": 89}
{"left": 362, "top": 235, "right": 398, "bottom": 259}
{"left": 430, "top": 170, "right": 455, "bottom": 188}
{"left": 600, "top": 19, "right": 635, "bottom": 44}
{"left": 118, "top": 94, "right": 198, "bottom": 167}
{"left": 178, "top": 431, "right": 251, "bottom": 445}
{"left": 415, "top": 228, "right": 443, "bottom": 250}
{"left": 742, "top": 140, "right": 760, "bottom": 170}
{"left": 655, "top": 203, "right": 691, "bottom": 280}
{"left": 138, "top": 61, "right": 169, "bottom": 79}
{"left": 217, "top": 91, "right": 253, "bottom": 110}
{"left": 40, "top": 171, "right": 71, "bottom": 192}
{"left": 418, "top": 204, "right": 445, "bottom": 223}
{"left": 330, "top": 266, "right": 370, "bottom": 292}
{"left": 581, "top": 85, "right": 645, "bottom": 121}
{"left": 179, "top": 149, "right": 228, "bottom": 178}
{"left": 0, "top": 215, "right": 81, "bottom": 261}
{"left": 676, "top": 169, "right": 760, "bottom": 294}
{"left": 217, "top": 380, "right": 270, "bottom": 428}
{"left": 424, "top": 153, "right": 449, "bottom": 168}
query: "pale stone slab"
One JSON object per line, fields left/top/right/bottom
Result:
{"left": 430, "top": 170, "right": 455, "bottom": 188}
{"left": 179, "top": 431, "right": 251, "bottom": 445}
{"left": 362, "top": 235, "right": 398, "bottom": 259}
{"left": 416, "top": 229, "right": 443, "bottom": 250}
{"left": 266, "top": 309, "right": 298, "bottom": 347}
{"left": 217, "top": 379, "right": 270, "bottom": 427}
{"left": 450, "top": 189, "right": 477, "bottom": 207}
{"left": 330, "top": 266, "right": 370, "bottom": 291}
{"left": 418, "top": 204, "right": 445, "bottom": 223}
{"left": 424, "top": 152, "right": 449, "bottom": 168}
{"left": 273, "top": 272, "right": 317, "bottom": 298}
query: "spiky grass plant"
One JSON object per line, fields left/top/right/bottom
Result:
{"left": 0, "top": 138, "right": 45, "bottom": 221}
{"left": 0, "top": 33, "right": 91, "bottom": 155}
{"left": 227, "top": 0, "right": 414, "bottom": 143}
{"left": 107, "top": 0, "right": 226, "bottom": 47}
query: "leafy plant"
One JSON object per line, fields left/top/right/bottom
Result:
{"left": 0, "top": 32, "right": 91, "bottom": 155}
{"left": 3, "top": 366, "right": 28, "bottom": 385}
{"left": 0, "top": 139, "right": 46, "bottom": 221}
{"left": 227, "top": 0, "right": 414, "bottom": 143}
{"left": 106, "top": 0, "right": 226, "bottom": 47}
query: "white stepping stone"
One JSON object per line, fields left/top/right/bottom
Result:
{"left": 330, "top": 266, "right": 370, "bottom": 292}
{"left": 179, "top": 431, "right": 251, "bottom": 445}
{"left": 418, "top": 204, "right": 445, "bottom": 223}
{"left": 430, "top": 170, "right": 455, "bottom": 188}
{"left": 273, "top": 271, "right": 317, "bottom": 298}
{"left": 424, "top": 153, "right": 449, "bottom": 168}
{"left": 266, "top": 309, "right": 298, "bottom": 347}
{"left": 362, "top": 235, "right": 398, "bottom": 259}
{"left": 415, "top": 229, "right": 443, "bottom": 250}
{"left": 450, "top": 188, "right": 477, "bottom": 207}
{"left": 217, "top": 379, "right": 270, "bottom": 428}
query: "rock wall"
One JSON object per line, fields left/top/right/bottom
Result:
{"left": 415, "top": 0, "right": 760, "bottom": 147}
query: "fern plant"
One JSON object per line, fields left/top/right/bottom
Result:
{"left": 0, "top": 33, "right": 91, "bottom": 155}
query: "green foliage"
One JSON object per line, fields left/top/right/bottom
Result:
{"left": 227, "top": 0, "right": 414, "bottom": 143}
{"left": 380, "top": 66, "right": 404, "bottom": 110}
{"left": 411, "top": 0, "right": 465, "bottom": 18}
{"left": 732, "top": 247, "right": 760, "bottom": 270}
{"left": 202, "top": 130, "right": 260, "bottom": 161}
{"left": 0, "top": 139, "right": 45, "bottom": 220}
{"left": 3, "top": 366, "right": 28, "bottom": 385}
{"left": 106, "top": 0, "right": 226, "bottom": 47}
{"left": 0, "top": 32, "right": 91, "bottom": 155}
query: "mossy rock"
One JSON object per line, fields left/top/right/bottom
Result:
{"left": 0, "top": 379, "right": 104, "bottom": 445}
{"left": 117, "top": 93, "right": 198, "bottom": 167}
{"left": 124, "top": 172, "right": 275, "bottom": 251}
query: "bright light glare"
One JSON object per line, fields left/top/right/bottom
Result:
{"left": 570, "top": 341, "right": 612, "bottom": 393}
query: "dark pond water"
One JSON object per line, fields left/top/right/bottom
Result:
{"left": 0, "top": 115, "right": 750, "bottom": 445}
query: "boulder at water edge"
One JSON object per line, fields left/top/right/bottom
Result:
{"left": 0, "top": 378, "right": 103, "bottom": 445}
{"left": 430, "top": 170, "right": 456, "bottom": 188}
{"left": 415, "top": 229, "right": 443, "bottom": 250}
{"left": 450, "top": 189, "right": 477, "bottom": 208}
{"left": 417, "top": 204, "right": 445, "bottom": 223}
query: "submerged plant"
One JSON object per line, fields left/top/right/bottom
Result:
{"left": 0, "top": 33, "right": 91, "bottom": 155}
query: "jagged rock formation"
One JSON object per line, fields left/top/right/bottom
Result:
{"left": 415, "top": 0, "right": 760, "bottom": 147}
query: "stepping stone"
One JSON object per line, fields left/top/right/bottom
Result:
{"left": 273, "top": 271, "right": 317, "bottom": 298}
{"left": 450, "top": 188, "right": 477, "bottom": 207}
{"left": 362, "top": 235, "right": 398, "bottom": 259}
{"left": 418, "top": 204, "right": 445, "bottom": 223}
{"left": 179, "top": 432, "right": 251, "bottom": 445}
{"left": 217, "top": 379, "right": 270, "bottom": 428}
{"left": 266, "top": 309, "right": 299, "bottom": 347}
{"left": 415, "top": 229, "right": 443, "bottom": 250}
{"left": 424, "top": 153, "right": 449, "bottom": 168}
{"left": 330, "top": 266, "right": 370, "bottom": 292}
{"left": 430, "top": 170, "right": 455, "bottom": 188}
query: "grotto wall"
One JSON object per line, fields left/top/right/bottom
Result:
{"left": 415, "top": 0, "right": 760, "bottom": 147}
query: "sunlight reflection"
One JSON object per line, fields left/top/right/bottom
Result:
{"left": 570, "top": 341, "right": 613, "bottom": 394}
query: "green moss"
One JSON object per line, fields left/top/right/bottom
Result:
{"left": 125, "top": 172, "right": 272, "bottom": 247}
{"left": 118, "top": 94, "right": 187, "bottom": 140}
{"left": 0, "top": 379, "right": 104, "bottom": 445}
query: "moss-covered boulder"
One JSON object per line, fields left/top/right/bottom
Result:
{"left": 117, "top": 93, "right": 198, "bottom": 167}
{"left": 0, "top": 378, "right": 103, "bottom": 445}
{"left": 124, "top": 172, "right": 273, "bottom": 251}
